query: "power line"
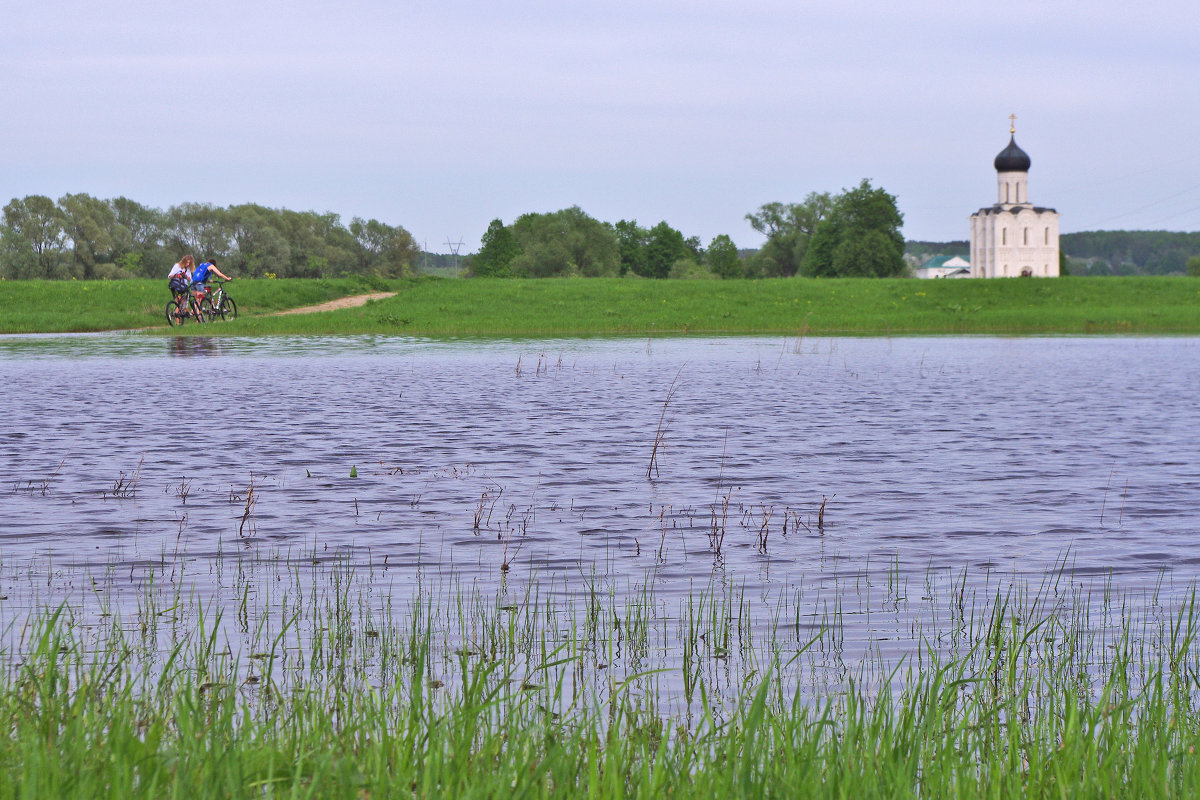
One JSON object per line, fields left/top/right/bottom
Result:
{"left": 444, "top": 237, "right": 464, "bottom": 278}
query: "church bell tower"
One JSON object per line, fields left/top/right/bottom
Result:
{"left": 969, "top": 116, "right": 1060, "bottom": 277}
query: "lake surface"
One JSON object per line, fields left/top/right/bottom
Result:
{"left": 2, "top": 333, "right": 1198, "bottom": 694}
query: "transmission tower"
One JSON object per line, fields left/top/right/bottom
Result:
{"left": 444, "top": 237, "right": 464, "bottom": 277}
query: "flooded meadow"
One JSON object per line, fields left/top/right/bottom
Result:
{"left": 1, "top": 333, "right": 1198, "bottom": 712}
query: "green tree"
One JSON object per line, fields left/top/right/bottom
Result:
{"left": 59, "top": 193, "right": 116, "bottom": 278}
{"left": 473, "top": 219, "right": 522, "bottom": 277}
{"left": 705, "top": 234, "right": 741, "bottom": 279}
{"left": 109, "top": 197, "right": 168, "bottom": 276}
{"left": 613, "top": 219, "right": 648, "bottom": 277}
{"left": 1188, "top": 255, "right": 1200, "bottom": 277}
{"left": 2, "top": 195, "right": 66, "bottom": 277}
{"left": 745, "top": 193, "right": 833, "bottom": 276}
{"left": 0, "top": 227, "right": 38, "bottom": 278}
{"left": 509, "top": 207, "right": 619, "bottom": 277}
{"left": 350, "top": 216, "right": 418, "bottom": 277}
{"left": 800, "top": 180, "right": 904, "bottom": 277}
{"left": 228, "top": 204, "right": 291, "bottom": 276}
{"left": 645, "top": 221, "right": 688, "bottom": 279}
{"left": 168, "top": 203, "right": 232, "bottom": 262}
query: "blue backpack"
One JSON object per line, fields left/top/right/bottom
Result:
{"left": 193, "top": 262, "right": 213, "bottom": 283}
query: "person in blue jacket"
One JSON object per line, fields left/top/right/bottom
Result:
{"left": 190, "top": 259, "right": 232, "bottom": 309}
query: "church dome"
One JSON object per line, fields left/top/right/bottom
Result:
{"left": 994, "top": 136, "right": 1031, "bottom": 172}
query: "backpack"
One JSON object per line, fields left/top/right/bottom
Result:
{"left": 193, "top": 262, "right": 213, "bottom": 283}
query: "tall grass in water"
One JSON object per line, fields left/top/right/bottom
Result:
{"left": 1, "top": 558, "right": 1198, "bottom": 798}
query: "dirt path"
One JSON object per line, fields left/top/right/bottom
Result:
{"left": 270, "top": 291, "right": 396, "bottom": 316}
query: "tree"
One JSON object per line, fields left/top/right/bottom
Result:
{"left": 168, "top": 203, "right": 232, "bottom": 262}
{"left": 800, "top": 180, "right": 905, "bottom": 278}
{"left": 59, "top": 193, "right": 116, "bottom": 278}
{"left": 1188, "top": 255, "right": 1200, "bottom": 277}
{"left": 228, "top": 204, "right": 291, "bottom": 276}
{"left": 645, "top": 221, "right": 688, "bottom": 279}
{"left": 2, "top": 195, "right": 66, "bottom": 277}
{"left": 349, "top": 216, "right": 418, "bottom": 277}
{"left": 472, "top": 219, "right": 522, "bottom": 277}
{"left": 613, "top": 219, "right": 648, "bottom": 277}
{"left": 0, "top": 227, "right": 38, "bottom": 278}
{"left": 109, "top": 197, "right": 168, "bottom": 276}
{"left": 705, "top": 234, "right": 741, "bottom": 279}
{"left": 745, "top": 193, "right": 833, "bottom": 276}
{"left": 509, "top": 207, "right": 619, "bottom": 277}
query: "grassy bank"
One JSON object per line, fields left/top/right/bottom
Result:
{"left": 2, "top": 276, "right": 1200, "bottom": 336}
{"left": 0, "top": 276, "right": 396, "bottom": 334}
{"left": 3, "top": 560, "right": 1198, "bottom": 798}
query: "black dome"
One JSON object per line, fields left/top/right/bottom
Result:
{"left": 994, "top": 136, "right": 1031, "bottom": 172}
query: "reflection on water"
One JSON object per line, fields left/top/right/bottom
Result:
{"left": 2, "top": 334, "right": 1199, "bottom": 685}
{"left": 167, "top": 335, "right": 233, "bottom": 358}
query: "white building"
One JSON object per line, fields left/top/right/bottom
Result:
{"left": 969, "top": 124, "right": 1060, "bottom": 278}
{"left": 916, "top": 255, "right": 971, "bottom": 279}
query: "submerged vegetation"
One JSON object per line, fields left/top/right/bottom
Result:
{"left": 1, "top": 550, "right": 1198, "bottom": 797}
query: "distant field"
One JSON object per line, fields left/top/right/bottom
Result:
{"left": 2, "top": 276, "right": 1199, "bottom": 336}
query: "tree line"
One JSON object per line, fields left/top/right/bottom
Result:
{"left": 472, "top": 179, "right": 906, "bottom": 279}
{"left": 2, "top": 180, "right": 907, "bottom": 280}
{"left": 908, "top": 232, "right": 1200, "bottom": 276}
{"left": 1058, "top": 231, "right": 1200, "bottom": 276}
{"left": 0, "top": 195, "right": 419, "bottom": 280}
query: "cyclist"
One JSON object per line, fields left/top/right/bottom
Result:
{"left": 167, "top": 255, "right": 194, "bottom": 293}
{"left": 167, "top": 255, "right": 195, "bottom": 318}
{"left": 190, "top": 258, "right": 233, "bottom": 311}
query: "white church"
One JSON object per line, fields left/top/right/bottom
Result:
{"left": 967, "top": 121, "right": 1060, "bottom": 278}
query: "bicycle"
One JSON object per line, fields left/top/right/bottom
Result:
{"left": 204, "top": 278, "right": 238, "bottom": 321}
{"left": 165, "top": 289, "right": 207, "bottom": 326}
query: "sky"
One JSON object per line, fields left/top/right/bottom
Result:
{"left": 3, "top": 0, "right": 1199, "bottom": 252}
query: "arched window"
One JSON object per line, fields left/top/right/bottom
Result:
{"left": 1044, "top": 227, "right": 1049, "bottom": 245}
{"left": 1024, "top": 228, "right": 1029, "bottom": 245}
{"left": 1005, "top": 184, "right": 1010, "bottom": 204}
{"left": 1002, "top": 228, "right": 1007, "bottom": 246}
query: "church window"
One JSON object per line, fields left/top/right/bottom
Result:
{"left": 1005, "top": 184, "right": 1010, "bottom": 204}
{"left": 1002, "top": 229, "right": 1007, "bottom": 245}
{"left": 1023, "top": 228, "right": 1028, "bottom": 245}
{"left": 1044, "top": 227, "right": 1049, "bottom": 245}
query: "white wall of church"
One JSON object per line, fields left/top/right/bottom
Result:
{"left": 997, "top": 172, "right": 1028, "bottom": 205}
{"left": 970, "top": 206, "right": 1059, "bottom": 277}
{"left": 970, "top": 163, "right": 1060, "bottom": 278}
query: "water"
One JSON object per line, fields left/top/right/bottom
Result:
{"left": 1, "top": 333, "right": 1198, "bottom": 692}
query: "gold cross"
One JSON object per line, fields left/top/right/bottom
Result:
{"left": 1009, "top": 113, "right": 1017, "bottom": 134}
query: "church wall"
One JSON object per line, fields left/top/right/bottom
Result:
{"left": 970, "top": 141, "right": 1061, "bottom": 277}
{"left": 969, "top": 206, "right": 1059, "bottom": 278}
{"left": 997, "top": 172, "right": 1029, "bottom": 205}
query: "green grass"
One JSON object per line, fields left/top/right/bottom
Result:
{"left": 3, "top": 275, "right": 1200, "bottom": 336}
{"left": 0, "top": 276, "right": 397, "bottom": 334}
{"left": 2, "top": 553, "right": 1199, "bottom": 798}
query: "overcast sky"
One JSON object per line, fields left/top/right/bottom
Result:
{"left": 3, "top": 0, "right": 1198, "bottom": 251}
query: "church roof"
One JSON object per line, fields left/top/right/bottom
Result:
{"left": 972, "top": 205, "right": 1057, "bottom": 216}
{"left": 921, "top": 255, "right": 971, "bottom": 269}
{"left": 994, "top": 135, "right": 1032, "bottom": 172}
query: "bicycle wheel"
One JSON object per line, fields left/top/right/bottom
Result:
{"left": 166, "top": 300, "right": 185, "bottom": 327}
{"left": 219, "top": 296, "right": 238, "bottom": 320}
{"left": 199, "top": 298, "right": 215, "bottom": 322}
{"left": 189, "top": 297, "right": 207, "bottom": 323}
